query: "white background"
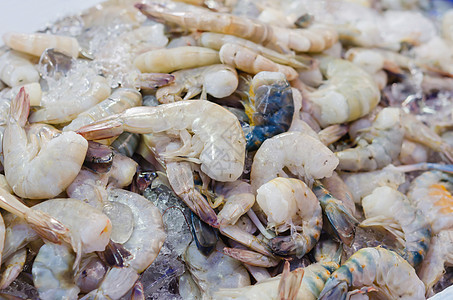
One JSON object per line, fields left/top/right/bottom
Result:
{"left": 0, "top": 0, "right": 103, "bottom": 45}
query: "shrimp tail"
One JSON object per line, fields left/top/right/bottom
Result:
{"left": 440, "top": 144, "right": 453, "bottom": 164}
{"left": 223, "top": 247, "right": 279, "bottom": 267}
{"left": 314, "top": 182, "right": 359, "bottom": 246}
{"left": 318, "top": 277, "right": 348, "bottom": 300}
{"left": 137, "top": 73, "right": 175, "bottom": 90}
{"left": 10, "top": 87, "right": 30, "bottom": 126}
{"left": 268, "top": 233, "right": 309, "bottom": 258}
{"left": 278, "top": 261, "right": 304, "bottom": 300}
{"left": 76, "top": 114, "right": 125, "bottom": 140}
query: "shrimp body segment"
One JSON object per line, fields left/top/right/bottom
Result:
{"left": 319, "top": 247, "right": 425, "bottom": 300}
{"left": 77, "top": 100, "right": 246, "bottom": 182}
{"left": 250, "top": 131, "right": 339, "bottom": 192}
{"left": 3, "top": 88, "right": 88, "bottom": 199}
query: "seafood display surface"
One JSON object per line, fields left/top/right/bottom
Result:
{"left": 1, "top": 0, "right": 453, "bottom": 299}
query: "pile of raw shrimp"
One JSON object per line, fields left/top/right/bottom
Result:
{"left": 0, "top": 0, "right": 452, "bottom": 299}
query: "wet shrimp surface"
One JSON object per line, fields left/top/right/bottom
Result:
{"left": 1, "top": 0, "right": 453, "bottom": 299}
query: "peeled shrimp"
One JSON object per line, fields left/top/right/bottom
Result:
{"left": 219, "top": 43, "right": 298, "bottom": 80}
{"left": 77, "top": 100, "right": 246, "bottom": 183}
{"left": 319, "top": 247, "right": 425, "bottom": 300}
{"left": 360, "top": 186, "right": 431, "bottom": 267}
{"left": 256, "top": 177, "right": 322, "bottom": 258}
{"left": 3, "top": 89, "right": 88, "bottom": 199}
{"left": 304, "top": 57, "right": 380, "bottom": 127}
{"left": 0, "top": 51, "right": 39, "bottom": 87}
{"left": 156, "top": 64, "right": 238, "bottom": 103}
{"left": 63, "top": 88, "right": 142, "bottom": 132}
{"left": 250, "top": 131, "right": 339, "bottom": 192}
{"left": 2, "top": 32, "right": 80, "bottom": 58}
{"left": 134, "top": 46, "right": 220, "bottom": 73}
{"left": 335, "top": 107, "right": 404, "bottom": 172}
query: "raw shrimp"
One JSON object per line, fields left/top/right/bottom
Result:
{"left": 84, "top": 189, "right": 165, "bottom": 300}
{"left": 335, "top": 107, "right": 404, "bottom": 172}
{"left": 339, "top": 164, "right": 406, "bottom": 204}
{"left": 215, "top": 261, "right": 337, "bottom": 300}
{"left": 214, "top": 180, "right": 255, "bottom": 227}
{"left": 199, "top": 32, "right": 311, "bottom": 69}
{"left": 0, "top": 212, "right": 4, "bottom": 266}
{"left": 110, "top": 132, "right": 140, "bottom": 158}
{"left": 134, "top": 46, "right": 220, "bottom": 73}
{"left": 77, "top": 100, "right": 246, "bottom": 183}
{"left": 74, "top": 254, "right": 107, "bottom": 293}
{"left": 418, "top": 230, "right": 453, "bottom": 296}
{"left": 3, "top": 89, "right": 88, "bottom": 199}
{"left": 0, "top": 51, "right": 40, "bottom": 87}
{"left": 250, "top": 131, "right": 339, "bottom": 192}
{"left": 442, "top": 10, "right": 453, "bottom": 43}
{"left": 360, "top": 186, "right": 431, "bottom": 267}
{"left": 222, "top": 247, "right": 280, "bottom": 268}
{"left": 256, "top": 177, "right": 322, "bottom": 258}
{"left": 407, "top": 171, "right": 453, "bottom": 234}
{"left": 319, "top": 247, "right": 425, "bottom": 300}
{"left": 304, "top": 57, "right": 380, "bottom": 127}
{"left": 399, "top": 140, "right": 429, "bottom": 165}
{"left": 400, "top": 111, "right": 453, "bottom": 163}
{"left": 220, "top": 43, "right": 298, "bottom": 80}
{"left": 243, "top": 71, "right": 294, "bottom": 151}
{"left": 2, "top": 32, "right": 80, "bottom": 58}
{"left": 32, "top": 243, "right": 80, "bottom": 300}
{"left": 184, "top": 240, "right": 250, "bottom": 298}
{"left": 63, "top": 87, "right": 142, "bottom": 132}
{"left": 156, "top": 64, "right": 238, "bottom": 103}
{"left": 136, "top": 3, "right": 338, "bottom": 52}
{"left": 29, "top": 71, "right": 111, "bottom": 124}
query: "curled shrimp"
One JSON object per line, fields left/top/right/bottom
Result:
{"left": 360, "top": 186, "right": 431, "bottom": 267}
{"left": 77, "top": 100, "right": 246, "bottom": 183}
{"left": 134, "top": 46, "right": 220, "bottom": 73}
{"left": 407, "top": 171, "right": 453, "bottom": 234}
{"left": 84, "top": 188, "right": 166, "bottom": 299}
{"left": 32, "top": 243, "right": 80, "bottom": 300}
{"left": 3, "top": 88, "right": 88, "bottom": 199}
{"left": 2, "top": 32, "right": 80, "bottom": 58}
{"left": 256, "top": 177, "right": 321, "bottom": 258}
{"left": 250, "top": 131, "right": 339, "bottom": 192}
{"left": 136, "top": 3, "right": 337, "bottom": 52}
{"left": 303, "top": 57, "right": 380, "bottom": 127}
{"left": 335, "top": 107, "right": 404, "bottom": 172}
{"left": 0, "top": 51, "right": 40, "bottom": 87}
{"left": 63, "top": 88, "right": 142, "bottom": 132}
{"left": 418, "top": 230, "right": 453, "bottom": 296}
{"left": 319, "top": 247, "right": 426, "bottom": 300}
{"left": 156, "top": 64, "right": 238, "bottom": 103}
{"left": 219, "top": 43, "right": 298, "bottom": 80}
{"left": 214, "top": 180, "right": 255, "bottom": 226}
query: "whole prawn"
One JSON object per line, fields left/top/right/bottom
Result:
{"left": 3, "top": 88, "right": 88, "bottom": 199}
{"left": 319, "top": 247, "right": 425, "bottom": 300}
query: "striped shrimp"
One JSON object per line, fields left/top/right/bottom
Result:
{"left": 256, "top": 177, "right": 322, "bottom": 258}
{"left": 136, "top": 3, "right": 338, "bottom": 52}
{"left": 319, "top": 247, "right": 425, "bottom": 300}
{"left": 360, "top": 186, "right": 431, "bottom": 267}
